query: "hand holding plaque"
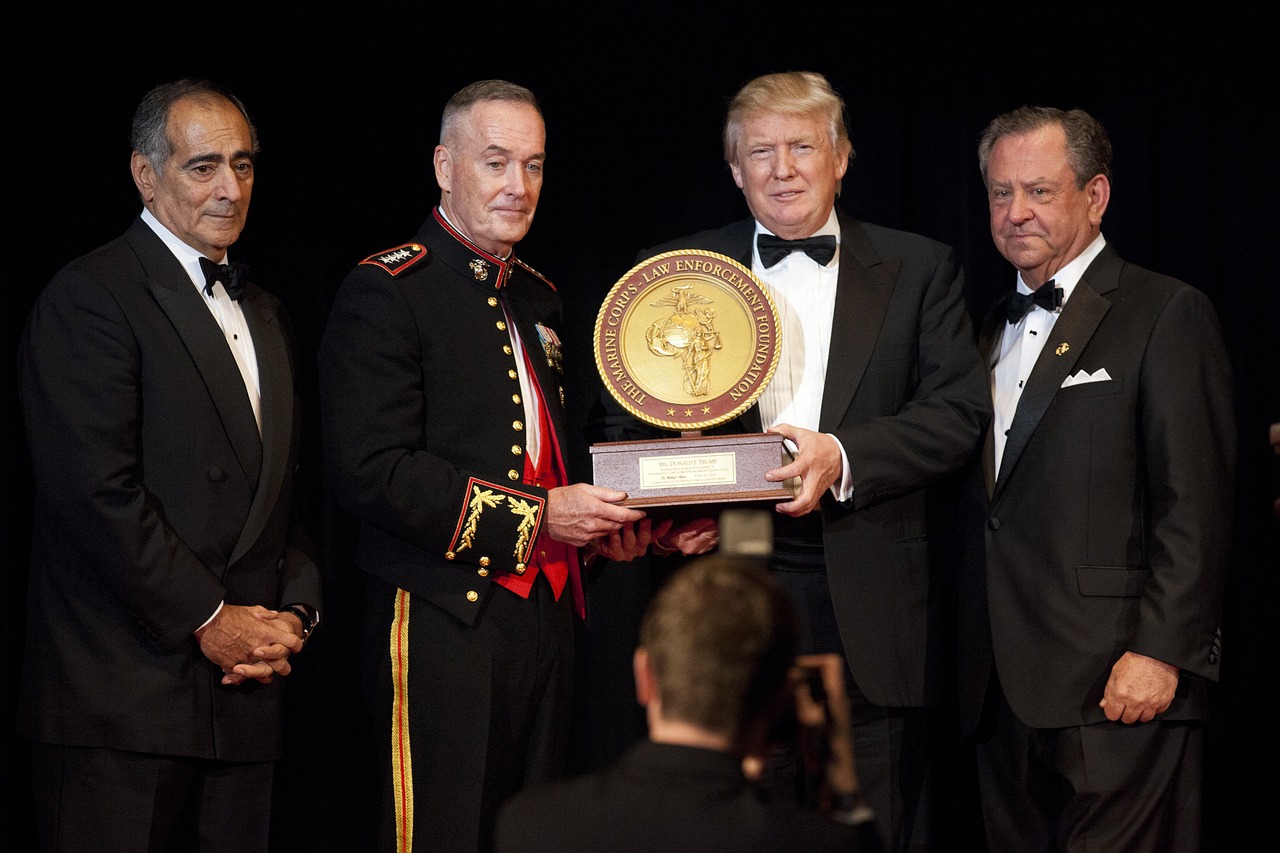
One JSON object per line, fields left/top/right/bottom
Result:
{"left": 591, "top": 250, "right": 795, "bottom": 508}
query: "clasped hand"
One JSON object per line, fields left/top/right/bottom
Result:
{"left": 195, "top": 604, "right": 304, "bottom": 686}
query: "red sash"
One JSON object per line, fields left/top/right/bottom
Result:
{"left": 492, "top": 347, "right": 584, "bottom": 618}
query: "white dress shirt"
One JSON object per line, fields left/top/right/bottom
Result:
{"left": 141, "top": 208, "right": 265, "bottom": 630}
{"left": 141, "top": 208, "right": 262, "bottom": 434}
{"left": 991, "top": 233, "right": 1106, "bottom": 474}
{"left": 750, "top": 209, "right": 853, "bottom": 502}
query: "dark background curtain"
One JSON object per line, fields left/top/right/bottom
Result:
{"left": 4, "top": 6, "right": 1275, "bottom": 851}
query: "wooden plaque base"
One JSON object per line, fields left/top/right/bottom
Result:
{"left": 590, "top": 432, "right": 794, "bottom": 508}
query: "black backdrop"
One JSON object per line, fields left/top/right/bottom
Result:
{"left": 5, "top": 5, "right": 1277, "bottom": 851}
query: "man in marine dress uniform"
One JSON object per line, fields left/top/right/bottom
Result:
{"left": 318, "top": 79, "right": 696, "bottom": 853}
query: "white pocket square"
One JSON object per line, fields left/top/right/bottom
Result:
{"left": 1061, "top": 368, "right": 1112, "bottom": 388}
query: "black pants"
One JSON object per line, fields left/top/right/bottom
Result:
{"left": 364, "top": 574, "right": 575, "bottom": 853}
{"left": 31, "top": 742, "right": 274, "bottom": 853}
{"left": 769, "top": 544, "right": 934, "bottom": 853}
{"left": 975, "top": 680, "right": 1203, "bottom": 853}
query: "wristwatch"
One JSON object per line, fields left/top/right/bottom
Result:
{"left": 282, "top": 603, "right": 319, "bottom": 645}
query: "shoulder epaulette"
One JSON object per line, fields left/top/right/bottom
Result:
{"left": 359, "top": 242, "right": 430, "bottom": 276}
{"left": 514, "top": 258, "right": 556, "bottom": 292}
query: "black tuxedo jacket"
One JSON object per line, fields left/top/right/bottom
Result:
{"left": 495, "top": 740, "right": 884, "bottom": 852}
{"left": 17, "top": 217, "right": 319, "bottom": 762}
{"left": 956, "top": 244, "right": 1234, "bottom": 733}
{"left": 602, "top": 212, "right": 989, "bottom": 707}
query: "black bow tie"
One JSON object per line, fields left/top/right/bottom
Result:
{"left": 199, "top": 257, "right": 249, "bottom": 302}
{"left": 757, "top": 233, "right": 837, "bottom": 268}
{"left": 1004, "top": 281, "right": 1062, "bottom": 323}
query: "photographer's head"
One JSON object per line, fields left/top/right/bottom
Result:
{"left": 635, "top": 555, "right": 798, "bottom": 752}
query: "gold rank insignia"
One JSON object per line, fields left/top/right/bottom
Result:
{"left": 359, "top": 242, "right": 429, "bottom": 276}
{"left": 447, "top": 477, "right": 546, "bottom": 570}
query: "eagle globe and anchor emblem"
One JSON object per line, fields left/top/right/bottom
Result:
{"left": 591, "top": 250, "right": 793, "bottom": 508}
{"left": 644, "top": 284, "right": 723, "bottom": 398}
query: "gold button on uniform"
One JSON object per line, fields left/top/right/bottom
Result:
{"left": 477, "top": 568, "right": 489, "bottom": 577}
{"left": 503, "top": 345, "right": 513, "bottom": 355}
{"left": 479, "top": 556, "right": 490, "bottom": 567}
{"left": 466, "top": 591, "right": 478, "bottom": 602}
{"left": 445, "top": 551, "right": 456, "bottom": 560}
{"left": 511, "top": 445, "right": 522, "bottom": 456}
{"left": 512, "top": 394, "right": 521, "bottom": 405}
{"left": 488, "top": 297, "right": 498, "bottom": 307}
{"left": 496, "top": 320, "right": 507, "bottom": 331}
{"left": 508, "top": 369, "right": 518, "bottom": 380}
{"left": 515, "top": 563, "right": 526, "bottom": 575}
{"left": 513, "top": 420, "right": 524, "bottom": 431}
{"left": 508, "top": 470, "right": 519, "bottom": 480}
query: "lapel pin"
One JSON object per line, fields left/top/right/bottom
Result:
{"left": 1055, "top": 342, "right": 1070, "bottom": 356}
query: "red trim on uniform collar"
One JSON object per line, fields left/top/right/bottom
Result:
{"left": 432, "top": 207, "right": 515, "bottom": 288}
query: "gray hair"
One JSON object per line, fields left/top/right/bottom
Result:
{"left": 130, "top": 79, "right": 258, "bottom": 174}
{"left": 977, "top": 105, "right": 1112, "bottom": 188}
{"left": 439, "top": 79, "right": 541, "bottom": 146}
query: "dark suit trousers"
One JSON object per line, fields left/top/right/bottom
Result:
{"left": 975, "top": 677, "right": 1203, "bottom": 852}
{"left": 768, "top": 534, "right": 933, "bottom": 853}
{"left": 31, "top": 742, "right": 274, "bottom": 853}
{"left": 364, "top": 572, "right": 574, "bottom": 853}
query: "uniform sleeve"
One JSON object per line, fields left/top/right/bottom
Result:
{"left": 317, "top": 267, "right": 550, "bottom": 573}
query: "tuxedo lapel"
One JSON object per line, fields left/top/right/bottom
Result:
{"left": 977, "top": 308, "right": 1004, "bottom": 498}
{"left": 706, "top": 215, "right": 896, "bottom": 435}
{"left": 993, "top": 279, "right": 1112, "bottom": 497}
{"left": 819, "top": 218, "right": 896, "bottom": 431}
{"left": 128, "top": 222, "right": 263, "bottom": 488}
{"left": 233, "top": 290, "right": 292, "bottom": 565}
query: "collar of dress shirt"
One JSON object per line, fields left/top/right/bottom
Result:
{"left": 140, "top": 207, "right": 232, "bottom": 296}
{"left": 751, "top": 208, "right": 841, "bottom": 268}
{"left": 1013, "top": 233, "right": 1107, "bottom": 306}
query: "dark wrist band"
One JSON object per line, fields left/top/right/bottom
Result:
{"left": 282, "top": 603, "right": 318, "bottom": 644}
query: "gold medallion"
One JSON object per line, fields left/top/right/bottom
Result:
{"left": 594, "top": 250, "right": 782, "bottom": 432}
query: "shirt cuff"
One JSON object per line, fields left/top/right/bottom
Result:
{"left": 196, "top": 600, "right": 224, "bottom": 633}
{"left": 826, "top": 433, "right": 854, "bottom": 504}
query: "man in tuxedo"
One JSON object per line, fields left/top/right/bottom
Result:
{"left": 955, "top": 106, "right": 1234, "bottom": 852}
{"left": 17, "top": 79, "right": 321, "bottom": 852}
{"left": 598, "top": 71, "right": 989, "bottom": 852}
{"left": 495, "top": 555, "right": 884, "bottom": 853}
{"left": 317, "top": 80, "right": 695, "bottom": 853}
